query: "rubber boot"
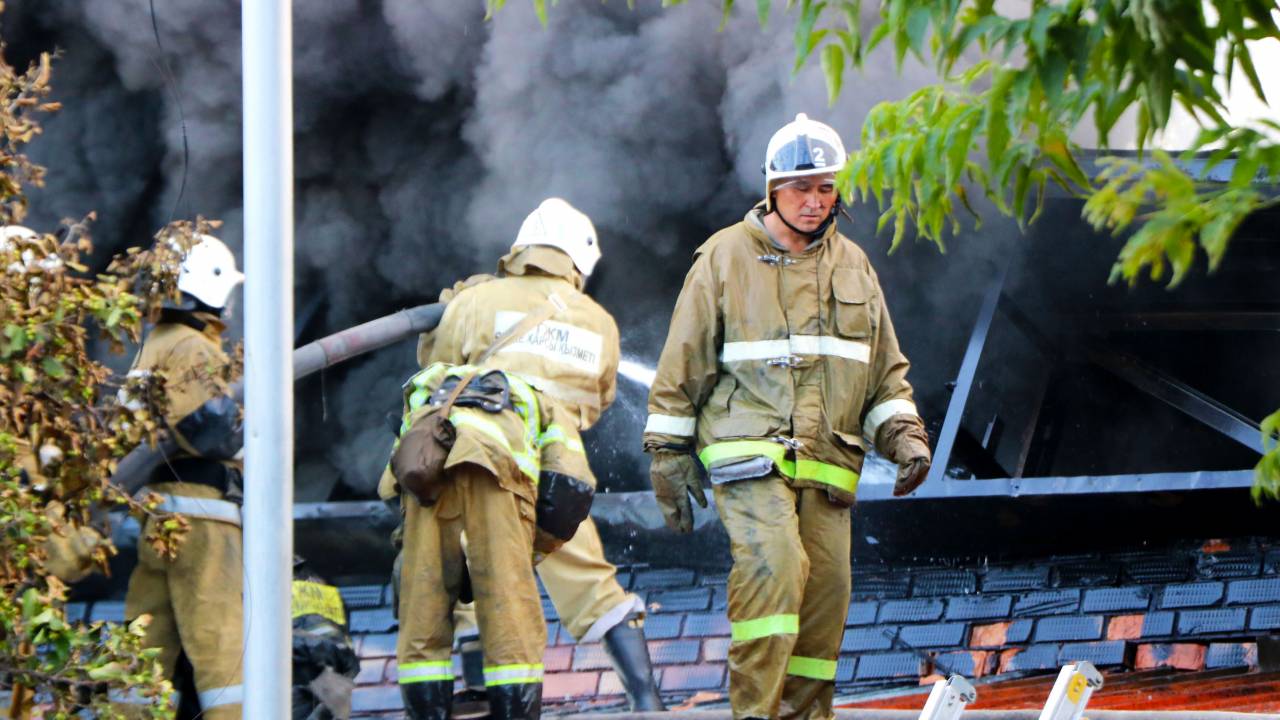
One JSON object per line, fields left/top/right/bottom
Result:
{"left": 451, "top": 636, "right": 489, "bottom": 720}
{"left": 603, "top": 613, "right": 666, "bottom": 711}
{"left": 486, "top": 682, "right": 541, "bottom": 720}
{"left": 401, "top": 679, "right": 453, "bottom": 720}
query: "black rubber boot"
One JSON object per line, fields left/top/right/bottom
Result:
{"left": 451, "top": 636, "right": 489, "bottom": 720}
{"left": 401, "top": 679, "right": 453, "bottom": 720}
{"left": 603, "top": 613, "right": 667, "bottom": 711}
{"left": 486, "top": 682, "right": 542, "bottom": 720}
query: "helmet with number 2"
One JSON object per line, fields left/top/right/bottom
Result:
{"left": 763, "top": 113, "right": 847, "bottom": 209}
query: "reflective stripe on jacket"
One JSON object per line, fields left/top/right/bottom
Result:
{"left": 394, "top": 362, "right": 595, "bottom": 505}
{"left": 645, "top": 204, "right": 925, "bottom": 504}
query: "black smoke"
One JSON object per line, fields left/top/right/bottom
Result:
{"left": 7, "top": 0, "right": 1013, "bottom": 497}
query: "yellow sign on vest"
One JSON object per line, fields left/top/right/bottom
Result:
{"left": 291, "top": 580, "right": 346, "bottom": 626}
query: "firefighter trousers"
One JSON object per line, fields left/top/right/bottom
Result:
{"left": 397, "top": 463, "right": 546, "bottom": 690}
{"left": 119, "top": 483, "right": 244, "bottom": 719}
{"left": 454, "top": 515, "right": 641, "bottom": 643}
{"left": 714, "top": 472, "right": 851, "bottom": 720}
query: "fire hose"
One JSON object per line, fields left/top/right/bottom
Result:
{"left": 109, "top": 302, "right": 445, "bottom": 496}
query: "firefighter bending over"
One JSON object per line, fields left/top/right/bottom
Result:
{"left": 389, "top": 198, "right": 624, "bottom": 719}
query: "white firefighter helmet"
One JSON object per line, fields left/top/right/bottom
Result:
{"left": 763, "top": 113, "right": 847, "bottom": 202}
{"left": 177, "top": 234, "right": 244, "bottom": 309}
{"left": 0, "top": 225, "right": 37, "bottom": 250}
{"left": 2, "top": 225, "right": 63, "bottom": 274}
{"left": 511, "top": 197, "right": 601, "bottom": 278}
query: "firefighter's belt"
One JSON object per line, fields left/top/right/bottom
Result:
{"left": 429, "top": 371, "right": 512, "bottom": 414}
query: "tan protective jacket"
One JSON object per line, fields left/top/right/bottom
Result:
{"left": 14, "top": 441, "right": 103, "bottom": 583}
{"left": 645, "top": 205, "right": 929, "bottom": 505}
{"left": 417, "top": 246, "right": 620, "bottom": 431}
{"left": 381, "top": 246, "right": 618, "bottom": 505}
{"left": 130, "top": 315, "right": 240, "bottom": 490}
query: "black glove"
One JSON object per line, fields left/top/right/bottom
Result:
{"left": 174, "top": 394, "right": 243, "bottom": 460}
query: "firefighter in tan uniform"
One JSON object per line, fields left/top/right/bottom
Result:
{"left": 406, "top": 199, "right": 664, "bottom": 713}
{"left": 645, "top": 115, "right": 933, "bottom": 720}
{"left": 11, "top": 438, "right": 105, "bottom": 584}
{"left": 116, "top": 235, "right": 245, "bottom": 718}
{"left": 389, "top": 198, "right": 621, "bottom": 719}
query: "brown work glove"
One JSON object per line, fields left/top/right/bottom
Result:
{"left": 878, "top": 413, "right": 932, "bottom": 497}
{"left": 894, "top": 456, "right": 931, "bottom": 497}
{"left": 648, "top": 451, "right": 707, "bottom": 533}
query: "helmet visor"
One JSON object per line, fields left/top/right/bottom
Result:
{"left": 768, "top": 135, "right": 841, "bottom": 174}
{"left": 771, "top": 175, "right": 838, "bottom": 197}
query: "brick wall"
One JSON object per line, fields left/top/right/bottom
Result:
{"left": 62, "top": 537, "right": 1278, "bottom": 717}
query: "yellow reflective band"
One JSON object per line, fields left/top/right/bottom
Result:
{"left": 290, "top": 580, "right": 345, "bottom": 626}
{"left": 699, "top": 441, "right": 791, "bottom": 470}
{"left": 700, "top": 442, "right": 858, "bottom": 494}
{"left": 787, "top": 655, "right": 837, "bottom": 680}
{"left": 408, "top": 362, "right": 454, "bottom": 390}
{"left": 730, "top": 613, "right": 799, "bottom": 642}
{"left": 539, "top": 424, "right": 585, "bottom": 454}
{"left": 398, "top": 661, "right": 454, "bottom": 684}
{"left": 450, "top": 411, "right": 512, "bottom": 451}
{"left": 795, "top": 459, "right": 859, "bottom": 494}
{"left": 450, "top": 412, "right": 540, "bottom": 482}
{"left": 483, "top": 663, "right": 544, "bottom": 686}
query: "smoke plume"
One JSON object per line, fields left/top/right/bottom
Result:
{"left": 7, "top": 0, "right": 1012, "bottom": 496}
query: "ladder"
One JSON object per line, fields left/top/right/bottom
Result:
{"left": 1038, "top": 661, "right": 1104, "bottom": 720}
{"left": 915, "top": 661, "right": 1103, "bottom": 720}
{"left": 918, "top": 675, "right": 977, "bottom": 720}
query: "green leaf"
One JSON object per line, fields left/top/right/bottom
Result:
{"left": 905, "top": 6, "right": 931, "bottom": 63}
{"left": 21, "top": 587, "right": 40, "bottom": 619}
{"left": 1199, "top": 199, "right": 1250, "bottom": 271}
{"left": 821, "top": 43, "right": 846, "bottom": 105}
{"left": 1038, "top": 50, "right": 1068, "bottom": 109}
{"left": 1013, "top": 162, "right": 1032, "bottom": 226}
{"left": 533, "top": 0, "right": 547, "bottom": 27}
{"left": 17, "top": 364, "right": 35, "bottom": 384}
{"left": 718, "top": 0, "right": 735, "bottom": 30}
{"left": 1028, "top": 5, "right": 1053, "bottom": 57}
{"left": 792, "top": 0, "right": 827, "bottom": 73}
{"left": 1235, "top": 43, "right": 1269, "bottom": 104}
{"left": 1041, "top": 135, "right": 1091, "bottom": 189}
{"left": 866, "top": 20, "right": 893, "bottom": 55}
{"left": 88, "top": 661, "right": 129, "bottom": 682}
{"left": 3, "top": 323, "right": 26, "bottom": 357}
{"left": 757, "top": 0, "right": 770, "bottom": 26}
{"left": 1145, "top": 66, "right": 1174, "bottom": 130}
{"left": 1231, "top": 155, "right": 1262, "bottom": 186}
{"left": 41, "top": 356, "right": 66, "bottom": 379}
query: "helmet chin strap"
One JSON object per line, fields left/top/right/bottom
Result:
{"left": 770, "top": 196, "right": 840, "bottom": 241}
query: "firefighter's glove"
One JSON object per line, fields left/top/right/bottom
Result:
{"left": 894, "top": 456, "right": 930, "bottom": 497}
{"left": 174, "top": 394, "right": 242, "bottom": 460}
{"left": 648, "top": 451, "right": 706, "bottom": 534}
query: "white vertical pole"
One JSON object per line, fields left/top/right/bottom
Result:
{"left": 241, "top": 0, "right": 293, "bottom": 716}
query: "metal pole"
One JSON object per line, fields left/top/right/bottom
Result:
{"left": 925, "top": 263, "right": 1007, "bottom": 487}
{"left": 241, "top": 0, "right": 293, "bottom": 715}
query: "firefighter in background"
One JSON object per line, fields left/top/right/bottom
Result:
{"left": 291, "top": 557, "right": 360, "bottom": 720}
{"left": 644, "top": 114, "right": 932, "bottom": 719}
{"left": 401, "top": 198, "right": 664, "bottom": 714}
{"left": 389, "top": 198, "right": 618, "bottom": 720}
{"left": 1, "top": 224, "right": 108, "bottom": 586}
{"left": 115, "top": 234, "right": 245, "bottom": 718}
